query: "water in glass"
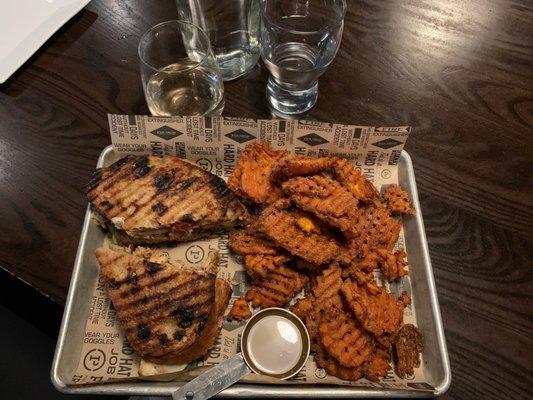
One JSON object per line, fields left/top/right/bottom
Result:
{"left": 138, "top": 20, "right": 224, "bottom": 116}
{"left": 260, "top": 0, "right": 346, "bottom": 115}
{"left": 145, "top": 62, "right": 223, "bottom": 116}
{"left": 264, "top": 42, "right": 335, "bottom": 89}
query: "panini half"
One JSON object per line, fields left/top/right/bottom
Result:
{"left": 146, "top": 277, "right": 232, "bottom": 366}
{"left": 95, "top": 245, "right": 220, "bottom": 362}
{"left": 138, "top": 278, "right": 232, "bottom": 375}
{"left": 87, "top": 155, "right": 251, "bottom": 245}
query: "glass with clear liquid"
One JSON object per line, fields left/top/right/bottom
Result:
{"left": 261, "top": 0, "right": 346, "bottom": 115}
{"left": 176, "top": 0, "right": 260, "bottom": 81}
{"left": 139, "top": 20, "right": 224, "bottom": 116}
{"left": 145, "top": 61, "right": 223, "bottom": 116}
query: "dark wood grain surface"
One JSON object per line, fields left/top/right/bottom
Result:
{"left": 0, "top": 0, "right": 531, "bottom": 398}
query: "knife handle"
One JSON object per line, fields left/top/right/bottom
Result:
{"left": 172, "top": 353, "right": 251, "bottom": 400}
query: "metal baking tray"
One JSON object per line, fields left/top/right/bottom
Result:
{"left": 52, "top": 145, "right": 451, "bottom": 397}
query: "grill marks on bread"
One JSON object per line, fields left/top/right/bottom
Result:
{"left": 86, "top": 155, "right": 250, "bottom": 243}
{"left": 95, "top": 246, "right": 217, "bottom": 359}
{"left": 92, "top": 158, "right": 203, "bottom": 228}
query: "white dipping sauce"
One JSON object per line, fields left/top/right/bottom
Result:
{"left": 246, "top": 315, "right": 303, "bottom": 375}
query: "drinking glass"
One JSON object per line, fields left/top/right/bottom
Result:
{"left": 176, "top": 0, "right": 261, "bottom": 81}
{"left": 138, "top": 20, "right": 224, "bottom": 116}
{"left": 260, "top": 0, "right": 346, "bottom": 114}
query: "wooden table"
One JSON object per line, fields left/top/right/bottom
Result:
{"left": 0, "top": 0, "right": 531, "bottom": 398}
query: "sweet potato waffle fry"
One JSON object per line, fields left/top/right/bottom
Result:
{"left": 257, "top": 206, "right": 341, "bottom": 265}
{"left": 303, "top": 264, "right": 343, "bottom": 350}
{"left": 383, "top": 184, "right": 415, "bottom": 216}
{"left": 393, "top": 324, "right": 423, "bottom": 378}
{"left": 319, "top": 310, "right": 374, "bottom": 368}
{"left": 332, "top": 158, "right": 379, "bottom": 202}
{"left": 347, "top": 206, "right": 401, "bottom": 259}
{"left": 377, "top": 248, "right": 408, "bottom": 282}
{"left": 362, "top": 348, "right": 391, "bottom": 381}
{"left": 227, "top": 142, "right": 287, "bottom": 203}
{"left": 245, "top": 265, "right": 308, "bottom": 308}
{"left": 272, "top": 155, "right": 333, "bottom": 180}
{"left": 243, "top": 253, "right": 291, "bottom": 278}
{"left": 282, "top": 175, "right": 358, "bottom": 235}
{"left": 342, "top": 248, "right": 409, "bottom": 283}
{"left": 226, "top": 297, "right": 252, "bottom": 321}
{"left": 341, "top": 251, "right": 381, "bottom": 279}
{"left": 229, "top": 228, "right": 278, "bottom": 255}
{"left": 226, "top": 142, "right": 422, "bottom": 383}
{"left": 315, "top": 342, "right": 364, "bottom": 381}
{"left": 289, "top": 297, "right": 313, "bottom": 320}
{"left": 282, "top": 176, "right": 358, "bottom": 217}
{"left": 341, "top": 278, "right": 405, "bottom": 336}
{"left": 315, "top": 269, "right": 373, "bottom": 369}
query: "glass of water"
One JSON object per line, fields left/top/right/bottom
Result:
{"left": 176, "top": 0, "right": 260, "bottom": 81}
{"left": 260, "top": 0, "right": 346, "bottom": 115}
{"left": 138, "top": 20, "right": 224, "bottom": 116}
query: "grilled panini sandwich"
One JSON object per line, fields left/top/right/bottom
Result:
{"left": 138, "top": 277, "right": 232, "bottom": 375}
{"left": 95, "top": 245, "right": 231, "bottom": 363}
{"left": 87, "top": 155, "right": 251, "bottom": 245}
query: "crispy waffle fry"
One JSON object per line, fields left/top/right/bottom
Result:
{"left": 282, "top": 175, "right": 358, "bottom": 235}
{"left": 343, "top": 248, "right": 408, "bottom": 282}
{"left": 319, "top": 308, "right": 374, "bottom": 368}
{"left": 293, "top": 258, "right": 325, "bottom": 274}
{"left": 313, "top": 266, "right": 373, "bottom": 368}
{"left": 304, "top": 264, "right": 343, "bottom": 349}
{"left": 229, "top": 229, "right": 278, "bottom": 255}
{"left": 348, "top": 206, "right": 401, "bottom": 259}
{"left": 341, "top": 251, "right": 381, "bottom": 281}
{"left": 382, "top": 185, "right": 415, "bottom": 216}
{"left": 257, "top": 206, "right": 341, "bottom": 265}
{"left": 272, "top": 155, "right": 333, "bottom": 180}
{"left": 351, "top": 251, "right": 381, "bottom": 272}
{"left": 332, "top": 158, "right": 379, "bottom": 202}
{"left": 346, "top": 269, "right": 375, "bottom": 285}
{"left": 305, "top": 305, "right": 320, "bottom": 350}
{"left": 375, "top": 334, "right": 393, "bottom": 351}
{"left": 226, "top": 297, "right": 252, "bottom": 321}
{"left": 377, "top": 249, "right": 408, "bottom": 282}
{"left": 244, "top": 253, "right": 291, "bottom": 278}
{"left": 362, "top": 348, "right": 391, "bottom": 382}
{"left": 312, "top": 264, "right": 342, "bottom": 303}
{"left": 282, "top": 176, "right": 358, "bottom": 216}
{"left": 298, "top": 287, "right": 320, "bottom": 349}
{"left": 341, "top": 278, "right": 405, "bottom": 336}
{"left": 315, "top": 342, "right": 364, "bottom": 381}
{"left": 228, "top": 141, "right": 287, "bottom": 203}
{"left": 245, "top": 265, "right": 308, "bottom": 308}
{"left": 289, "top": 297, "right": 313, "bottom": 321}
{"left": 393, "top": 324, "right": 423, "bottom": 378}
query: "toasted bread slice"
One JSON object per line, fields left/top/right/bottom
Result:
{"left": 151, "top": 278, "right": 232, "bottom": 364}
{"left": 87, "top": 155, "right": 251, "bottom": 245}
{"left": 138, "top": 278, "right": 232, "bottom": 374}
{"left": 95, "top": 245, "right": 219, "bottom": 360}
